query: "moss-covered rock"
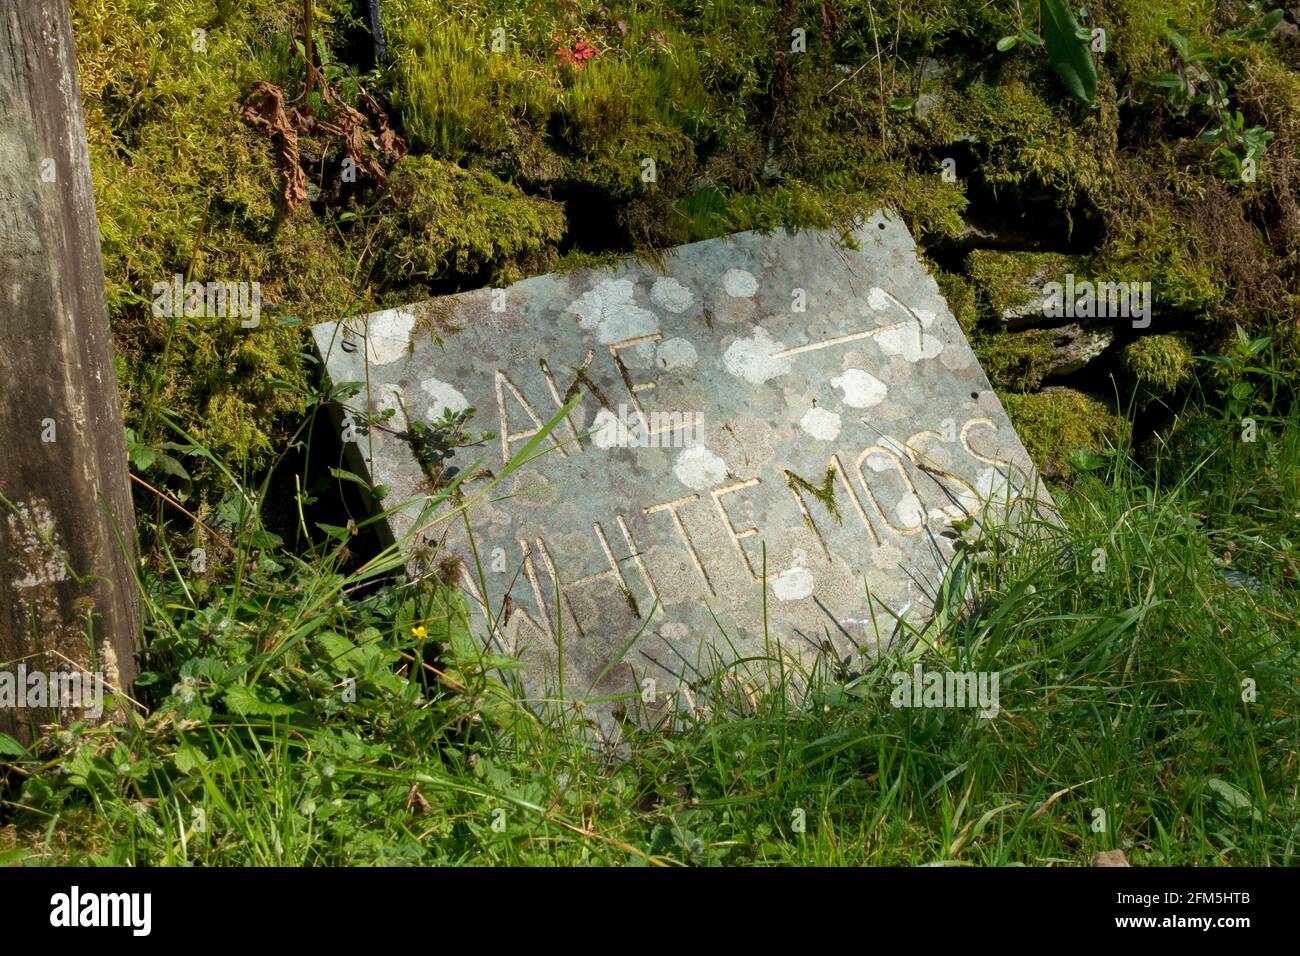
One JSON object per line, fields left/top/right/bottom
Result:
{"left": 73, "top": 0, "right": 1300, "bottom": 509}
{"left": 73, "top": 0, "right": 367, "bottom": 481}
{"left": 966, "top": 250, "right": 1077, "bottom": 323}
{"left": 1120, "top": 334, "right": 1196, "bottom": 394}
{"left": 926, "top": 60, "right": 1115, "bottom": 219}
{"left": 975, "top": 329, "right": 1058, "bottom": 392}
{"left": 376, "top": 156, "right": 566, "bottom": 285}
{"left": 1094, "top": 0, "right": 1217, "bottom": 87}
{"left": 383, "top": 0, "right": 981, "bottom": 250}
{"left": 1092, "top": 151, "right": 1230, "bottom": 316}
{"left": 1002, "top": 387, "right": 1128, "bottom": 480}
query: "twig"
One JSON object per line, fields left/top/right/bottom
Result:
{"left": 129, "top": 473, "right": 234, "bottom": 552}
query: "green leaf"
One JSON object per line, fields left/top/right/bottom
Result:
{"left": 1207, "top": 778, "right": 1261, "bottom": 820}
{"left": 1067, "top": 447, "right": 1108, "bottom": 472}
{"left": 223, "top": 684, "right": 295, "bottom": 717}
{"left": 328, "top": 466, "right": 373, "bottom": 488}
{"left": 888, "top": 96, "right": 916, "bottom": 111}
{"left": 129, "top": 444, "right": 156, "bottom": 471}
{"left": 316, "top": 631, "right": 364, "bottom": 671}
{"left": 1214, "top": 148, "right": 1242, "bottom": 173}
{"left": 1166, "top": 30, "right": 1190, "bottom": 61}
{"left": 812, "top": 683, "right": 869, "bottom": 708}
{"left": 173, "top": 744, "right": 210, "bottom": 774}
{"left": 432, "top": 594, "right": 479, "bottom": 663}
{"left": 1144, "top": 72, "right": 1185, "bottom": 88}
{"left": 247, "top": 529, "right": 283, "bottom": 550}
{"left": 996, "top": 35, "right": 1018, "bottom": 52}
{"left": 156, "top": 453, "right": 191, "bottom": 481}
{"left": 0, "top": 732, "right": 25, "bottom": 756}
{"left": 1041, "top": 0, "right": 1098, "bottom": 105}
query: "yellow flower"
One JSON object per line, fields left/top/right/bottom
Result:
{"left": 411, "top": 625, "right": 428, "bottom": 638}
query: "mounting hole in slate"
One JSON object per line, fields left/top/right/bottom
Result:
{"left": 971, "top": 392, "right": 979, "bottom": 399}
{"left": 878, "top": 222, "right": 886, "bottom": 230}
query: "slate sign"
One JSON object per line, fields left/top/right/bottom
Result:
{"left": 312, "top": 213, "right": 1048, "bottom": 724}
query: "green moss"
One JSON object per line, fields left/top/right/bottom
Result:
{"left": 1241, "top": 51, "right": 1300, "bottom": 240}
{"left": 385, "top": 0, "right": 975, "bottom": 250}
{"left": 73, "top": 0, "right": 367, "bottom": 481}
{"left": 1120, "top": 334, "right": 1196, "bottom": 393}
{"left": 975, "top": 329, "right": 1058, "bottom": 392}
{"left": 375, "top": 156, "right": 566, "bottom": 285}
{"left": 1095, "top": 0, "right": 1218, "bottom": 86}
{"left": 554, "top": 249, "right": 627, "bottom": 274}
{"left": 784, "top": 467, "right": 842, "bottom": 525}
{"left": 386, "top": 16, "right": 556, "bottom": 163}
{"left": 927, "top": 63, "right": 1114, "bottom": 217}
{"left": 1093, "top": 152, "right": 1228, "bottom": 314}
{"left": 725, "top": 159, "right": 967, "bottom": 248}
{"left": 966, "top": 251, "right": 1074, "bottom": 321}
{"left": 1089, "top": 27, "right": 1300, "bottom": 328}
{"left": 1002, "top": 387, "right": 1128, "bottom": 481}
{"left": 76, "top": 0, "right": 1300, "bottom": 508}
{"left": 671, "top": 184, "right": 733, "bottom": 244}
{"left": 576, "top": 123, "right": 698, "bottom": 247}
{"left": 933, "top": 270, "right": 979, "bottom": 336}
{"left": 716, "top": 180, "right": 846, "bottom": 236}
{"left": 887, "top": 171, "right": 968, "bottom": 242}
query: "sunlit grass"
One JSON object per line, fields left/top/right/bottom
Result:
{"left": 2, "top": 386, "right": 1295, "bottom": 866}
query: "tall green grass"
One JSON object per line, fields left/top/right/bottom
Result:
{"left": 1, "top": 383, "right": 1296, "bottom": 865}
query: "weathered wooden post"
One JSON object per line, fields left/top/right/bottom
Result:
{"left": 0, "top": 1, "right": 141, "bottom": 742}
